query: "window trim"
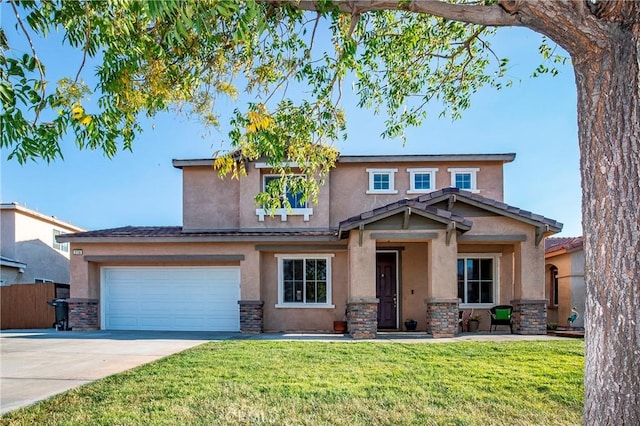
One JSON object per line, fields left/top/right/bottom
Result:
{"left": 366, "top": 168, "right": 398, "bottom": 194}
{"left": 457, "top": 253, "right": 500, "bottom": 309}
{"left": 275, "top": 254, "right": 335, "bottom": 308}
{"left": 255, "top": 174, "right": 313, "bottom": 222}
{"left": 448, "top": 168, "right": 480, "bottom": 193}
{"left": 406, "top": 168, "right": 438, "bottom": 194}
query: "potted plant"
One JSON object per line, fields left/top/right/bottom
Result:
{"left": 404, "top": 319, "right": 418, "bottom": 331}
{"left": 333, "top": 320, "right": 348, "bottom": 333}
{"left": 468, "top": 315, "right": 480, "bottom": 332}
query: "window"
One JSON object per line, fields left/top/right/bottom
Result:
{"left": 448, "top": 168, "right": 480, "bottom": 193}
{"left": 366, "top": 169, "right": 398, "bottom": 194}
{"left": 53, "top": 229, "right": 69, "bottom": 252}
{"left": 35, "top": 278, "right": 54, "bottom": 284}
{"left": 276, "top": 254, "right": 334, "bottom": 308}
{"left": 407, "top": 168, "right": 438, "bottom": 193}
{"left": 255, "top": 175, "right": 313, "bottom": 221}
{"left": 457, "top": 255, "right": 498, "bottom": 307}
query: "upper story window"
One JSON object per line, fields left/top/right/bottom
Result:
{"left": 255, "top": 175, "right": 313, "bottom": 222}
{"left": 275, "top": 254, "right": 334, "bottom": 308}
{"left": 366, "top": 168, "right": 398, "bottom": 194}
{"left": 448, "top": 168, "right": 480, "bottom": 193}
{"left": 52, "top": 229, "right": 69, "bottom": 252}
{"left": 457, "top": 254, "right": 499, "bottom": 308}
{"left": 407, "top": 168, "right": 438, "bottom": 194}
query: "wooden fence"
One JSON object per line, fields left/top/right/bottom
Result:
{"left": 0, "top": 283, "right": 56, "bottom": 329}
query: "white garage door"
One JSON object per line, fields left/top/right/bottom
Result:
{"left": 102, "top": 267, "right": 240, "bottom": 331}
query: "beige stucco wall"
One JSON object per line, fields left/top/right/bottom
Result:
{"left": 395, "top": 243, "right": 429, "bottom": 331}
{"left": 347, "top": 230, "right": 377, "bottom": 300}
{"left": 261, "top": 251, "right": 348, "bottom": 332}
{"left": 182, "top": 167, "right": 240, "bottom": 230}
{"left": 1, "top": 207, "right": 82, "bottom": 285}
{"left": 330, "top": 161, "right": 506, "bottom": 225}
{"left": 180, "top": 159, "right": 507, "bottom": 231}
{"left": 545, "top": 249, "right": 585, "bottom": 328}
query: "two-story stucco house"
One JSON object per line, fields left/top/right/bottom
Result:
{"left": 1, "top": 202, "right": 85, "bottom": 288}
{"left": 58, "top": 153, "right": 562, "bottom": 338}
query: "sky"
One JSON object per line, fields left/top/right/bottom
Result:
{"left": 0, "top": 10, "right": 582, "bottom": 236}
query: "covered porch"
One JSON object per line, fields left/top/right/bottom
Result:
{"left": 338, "top": 189, "right": 561, "bottom": 339}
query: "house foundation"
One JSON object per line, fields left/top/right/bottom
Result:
{"left": 238, "top": 300, "right": 264, "bottom": 333}
{"left": 512, "top": 299, "right": 547, "bottom": 334}
{"left": 425, "top": 298, "right": 459, "bottom": 337}
{"left": 347, "top": 299, "right": 378, "bottom": 339}
{"left": 67, "top": 298, "right": 99, "bottom": 330}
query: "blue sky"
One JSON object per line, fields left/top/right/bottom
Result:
{"left": 0, "top": 12, "right": 581, "bottom": 236}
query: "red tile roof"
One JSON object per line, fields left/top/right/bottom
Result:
{"left": 545, "top": 236, "right": 584, "bottom": 253}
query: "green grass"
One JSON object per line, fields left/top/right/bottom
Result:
{"left": 1, "top": 340, "right": 584, "bottom": 425}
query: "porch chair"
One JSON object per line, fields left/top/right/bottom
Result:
{"left": 489, "top": 305, "right": 514, "bottom": 333}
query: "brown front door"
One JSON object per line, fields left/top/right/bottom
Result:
{"left": 376, "top": 252, "right": 397, "bottom": 329}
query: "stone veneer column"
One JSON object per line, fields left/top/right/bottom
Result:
{"left": 238, "top": 300, "right": 264, "bottom": 333}
{"left": 425, "top": 298, "right": 459, "bottom": 338}
{"left": 511, "top": 299, "right": 547, "bottom": 335}
{"left": 67, "top": 298, "right": 99, "bottom": 330}
{"left": 347, "top": 299, "right": 378, "bottom": 339}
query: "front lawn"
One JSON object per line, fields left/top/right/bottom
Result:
{"left": 1, "top": 340, "right": 583, "bottom": 425}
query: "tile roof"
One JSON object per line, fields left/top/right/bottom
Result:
{"left": 545, "top": 236, "right": 584, "bottom": 253}
{"left": 414, "top": 187, "right": 563, "bottom": 231}
{"left": 339, "top": 198, "right": 473, "bottom": 235}
{"left": 339, "top": 187, "right": 562, "bottom": 236}
{"left": 57, "top": 226, "right": 338, "bottom": 241}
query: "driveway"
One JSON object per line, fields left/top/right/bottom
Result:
{"left": 0, "top": 329, "right": 238, "bottom": 415}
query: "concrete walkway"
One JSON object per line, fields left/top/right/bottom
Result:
{"left": 1, "top": 329, "right": 576, "bottom": 415}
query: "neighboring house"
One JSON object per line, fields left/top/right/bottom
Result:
{"left": 58, "top": 153, "right": 562, "bottom": 338}
{"left": 545, "top": 237, "right": 585, "bottom": 329}
{"left": 1, "top": 202, "right": 85, "bottom": 290}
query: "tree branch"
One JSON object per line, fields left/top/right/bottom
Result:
{"left": 74, "top": 0, "right": 91, "bottom": 83}
{"left": 8, "top": 0, "right": 47, "bottom": 125}
{"left": 276, "top": 0, "right": 522, "bottom": 27}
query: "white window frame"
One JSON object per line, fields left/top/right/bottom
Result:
{"left": 52, "top": 229, "right": 69, "bottom": 252}
{"left": 255, "top": 174, "right": 313, "bottom": 222}
{"left": 366, "top": 168, "right": 398, "bottom": 194}
{"left": 448, "top": 168, "right": 480, "bottom": 193}
{"left": 457, "top": 253, "right": 500, "bottom": 309}
{"left": 275, "top": 254, "right": 335, "bottom": 308}
{"left": 407, "top": 168, "right": 438, "bottom": 194}
{"left": 35, "top": 278, "right": 54, "bottom": 284}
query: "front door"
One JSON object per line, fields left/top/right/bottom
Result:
{"left": 376, "top": 252, "right": 398, "bottom": 329}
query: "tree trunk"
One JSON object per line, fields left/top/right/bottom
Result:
{"left": 573, "top": 30, "right": 640, "bottom": 425}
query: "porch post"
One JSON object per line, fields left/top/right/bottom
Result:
{"left": 239, "top": 249, "right": 263, "bottom": 333}
{"left": 346, "top": 229, "right": 378, "bottom": 339}
{"left": 425, "top": 232, "right": 459, "bottom": 337}
{"left": 512, "top": 240, "right": 547, "bottom": 335}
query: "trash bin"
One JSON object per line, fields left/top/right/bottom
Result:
{"left": 47, "top": 299, "right": 69, "bottom": 330}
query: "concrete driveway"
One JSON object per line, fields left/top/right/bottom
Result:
{"left": 0, "top": 329, "right": 238, "bottom": 415}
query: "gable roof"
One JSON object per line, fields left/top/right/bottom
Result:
{"left": 414, "top": 187, "right": 563, "bottom": 232}
{"left": 545, "top": 236, "right": 584, "bottom": 255}
{"left": 338, "top": 198, "right": 472, "bottom": 238}
{"left": 338, "top": 187, "right": 562, "bottom": 239}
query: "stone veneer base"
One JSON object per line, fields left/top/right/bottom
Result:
{"left": 238, "top": 300, "right": 264, "bottom": 334}
{"left": 67, "top": 298, "right": 99, "bottom": 330}
{"left": 347, "top": 299, "right": 378, "bottom": 339}
{"left": 512, "top": 299, "right": 547, "bottom": 335}
{"left": 425, "top": 298, "right": 459, "bottom": 338}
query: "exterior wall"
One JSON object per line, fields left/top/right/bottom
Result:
{"left": 330, "top": 160, "right": 506, "bottom": 226}
{"left": 261, "top": 251, "right": 348, "bottom": 332}
{"left": 182, "top": 167, "right": 240, "bottom": 230}
{"left": 0, "top": 205, "right": 83, "bottom": 285}
{"left": 396, "top": 243, "right": 429, "bottom": 331}
{"left": 545, "top": 249, "right": 585, "bottom": 328}
{"left": 180, "top": 159, "right": 506, "bottom": 231}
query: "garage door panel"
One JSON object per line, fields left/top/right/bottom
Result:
{"left": 103, "top": 267, "right": 240, "bottom": 331}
